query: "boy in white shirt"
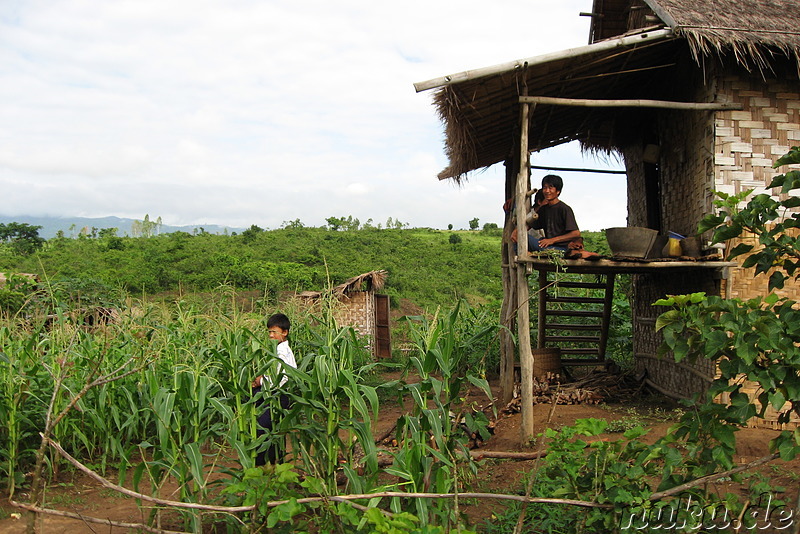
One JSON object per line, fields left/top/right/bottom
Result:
{"left": 252, "top": 313, "right": 297, "bottom": 465}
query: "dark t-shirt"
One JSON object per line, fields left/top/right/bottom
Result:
{"left": 531, "top": 201, "right": 578, "bottom": 239}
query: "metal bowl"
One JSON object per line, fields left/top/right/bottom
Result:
{"left": 605, "top": 227, "right": 659, "bottom": 258}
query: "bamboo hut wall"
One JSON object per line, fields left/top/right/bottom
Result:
{"left": 713, "top": 65, "right": 800, "bottom": 302}
{"left": 628, "top": 61, "right": 800, "bottom": 426}
{"left": 625, "top": 143, "right": 648, "bottom": 227}
{"left": 333, "top": 290, "right": 376, "bottom": 351}
{"left": 628, "top": 74, "right": 722, "bottom": 400}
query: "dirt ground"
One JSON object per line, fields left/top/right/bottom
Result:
{"left": 1, "top": 371, "right": 798, "bottom": 533}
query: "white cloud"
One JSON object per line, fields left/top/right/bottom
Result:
{"left": 0, "top": 0, "right": 625, "bottom": 230}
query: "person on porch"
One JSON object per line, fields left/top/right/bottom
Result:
{"left": 506, "top": 174, "right": 581, "bottom": 253}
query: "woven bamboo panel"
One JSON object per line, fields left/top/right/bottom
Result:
{"left": 724, "top": 228, "right": 800, "bottom": 301}
{"left": 714, "top": 71, "right": 800, "bottom": 302}
{"left": 333, "top": 291, "right": 376, "bottom": 350}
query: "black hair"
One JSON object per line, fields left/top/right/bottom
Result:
{"left": 542, "top": 174, "right": 563, "bottom": 192}
{"left": 267, "top": 313, "right": 291, "bottom": 332}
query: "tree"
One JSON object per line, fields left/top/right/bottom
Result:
{"left": 326, "top": 217, "right": 344, "bottom": 231}
{"left": 281, "top": 219, "right": 305, "bottom": 229}
{"left": 98, "top": 227, "right": 119, "bottom": 239}
{"left": 448, "top": 224, "right": 453, "bottom": 231}
{"left": 0, "top": 222, "right": 45, "bottom": 255}
{"left": 699, "top": 147, "right": 800, "bottom": 291}
{"left": 131, "top": 214, "right": 161, "bottom": 238}
{"left": 469, "top": 217, "right": 479, "bottom": 231}
{"left": 448, "top": 233, "right": 462, "bottom": 248}
{"left": 241, "top": 224, "right": 264, "bottom": 243}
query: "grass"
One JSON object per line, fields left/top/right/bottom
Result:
{"left": 602, "top": 405, "right": 685, "bottom": 433}
{"left": 46, "top": 493, "right": 86, "bottom": 507}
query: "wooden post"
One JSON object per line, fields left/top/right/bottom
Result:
{"left": 515, "top": 101, "right": 535, "bottom": 442}
{"left": 598, "top": 273, "right": 616, "bottom": 359}
{"left": 499, "top": 165, "right": 517, "bottom": 405}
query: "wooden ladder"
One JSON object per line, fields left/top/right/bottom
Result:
{"left": 536, "top": 272, "right": 616, "bottom": 365}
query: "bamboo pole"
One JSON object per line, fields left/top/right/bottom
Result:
{"left": 516, "top": 100, "right": 535, "bottom": 442}
{"left": 519, "top": 95, "right": 743, "bottom": 110}
{"left": 530, "top": 164, "right": 626, "bottom": 174}
{"left": 500, "top": 162, "right": 518, "bottom": 405}
{"left": 413, "top": 29, "right": 673, "bottom": 92}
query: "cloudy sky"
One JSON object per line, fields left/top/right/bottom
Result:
{"left": 0, "top": 0, "right": 627, "bottom": 232}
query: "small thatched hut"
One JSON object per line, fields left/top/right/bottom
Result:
{"left": 415, "top": 0, "right": 800, "bottom": 437}
{"left": 297, "top": 270, "right": 391, "bottom": 358}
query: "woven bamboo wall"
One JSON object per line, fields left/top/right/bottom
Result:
{"left": 626, "top": 76, "right": 721, "bottom": 400}
{"left": 632, "top": 271, "right": 720, "bottom": 399}
{"left": 333, "top": 291, "right": 377, "bottom": 354}
{"left": 714, "top": 69, "right": 800, "bottom": 302}
{"left": 626, "top": 64, "right": 800, "bottom": 429}
{"left": 297, "top": 290, "right": 378, "bottom": 356}
{"left": 625, "top": 144, "right": 647, "bottom": 227}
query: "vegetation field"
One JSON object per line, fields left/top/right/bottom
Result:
{"left": 1, "top": 201, "right": 799, "bottom": 533}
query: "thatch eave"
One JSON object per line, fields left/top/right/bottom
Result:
{"left": 643, "top": 0, "right": 800, "bottom": 73}
{"left": 297, "top": 270, "right": 388, "bottom": 300}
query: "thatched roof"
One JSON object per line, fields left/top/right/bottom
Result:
{"left": 416, "top": 0, "right": 800, "bottom": 182}
{"left": 297, "top": 270, "right": 388, "bottom": 299}
{"left": 644, "top": 0, "right": 800, "bottom": 69}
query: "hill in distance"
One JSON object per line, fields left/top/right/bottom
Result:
{"left": 0, "top": 214, "right": 245, "bottom": 240}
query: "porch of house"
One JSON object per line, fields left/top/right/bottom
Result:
{"left": 515, "top": 253, "right": 736, "bottom": 364}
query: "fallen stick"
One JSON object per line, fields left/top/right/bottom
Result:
{"left": 374, "top": 422, "right": 397, "bottom": 444}
{"left": 9, "top": 500, "right": 189, "bottom": 534}
{"left": 469, "top": 450, "right": 546, "bottom": 460}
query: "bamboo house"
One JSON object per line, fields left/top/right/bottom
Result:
{"left": 297, "top": 270, "right": 391, "bottom": 359}
{"left": 415, "top": 0, "right": 800, "bottom": 438}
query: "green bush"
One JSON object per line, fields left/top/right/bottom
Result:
{"left": 0, "top": 290, "right": 25, "bottom": 314}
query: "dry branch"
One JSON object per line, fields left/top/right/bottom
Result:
{"left": 42, "top": 436, "right": 253, "bottom": 513}
{"left": 649, "top": 452, "right": 781, "bottom": 500}
{"left": 469, "top": 450, "right": 546, "bottom": 460}
{"left": 9, "top": 500, "right": 189, "bottom": 534}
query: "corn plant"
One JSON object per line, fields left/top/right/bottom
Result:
{"left": 284, "top": 318, "right": 381, "bottom": 492}
{"left": 387, "top": 301, "right": 496, "bottom": 528}
{"left": 0, "top": 324, "right": 49, "bottom": 499}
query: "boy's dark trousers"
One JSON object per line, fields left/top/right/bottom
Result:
{"left": 255, "top": 391, "right": 291, "bottom": 466}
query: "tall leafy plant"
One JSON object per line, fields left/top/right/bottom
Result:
{"left": 388, "top": 301, "right": 495, "bottom": 528}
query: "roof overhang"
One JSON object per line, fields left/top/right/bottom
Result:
{"left": 415, "top": 28, "right": 692, "bottom": 181}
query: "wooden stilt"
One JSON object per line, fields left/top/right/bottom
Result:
{"left": 515, "top": 100, "right": 535, "bottom": 442}
{"left": 499, "top": 239, "right": 516, "bottom": 405}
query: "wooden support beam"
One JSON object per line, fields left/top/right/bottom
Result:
{"left": 519, "top": 96, "right": 743, "bottom": 110}
{"left": 516, "top": 101, "right": 535, "bottom": 442}
{"left": 531, "top": 164, "right": 626, "bottom": 175}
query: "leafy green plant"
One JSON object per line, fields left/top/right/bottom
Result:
{"left": 655, "top": 292, "right": 800, "bottom": 461}
{"left": 387, "top": 301, "right": 495, "bottom": 529}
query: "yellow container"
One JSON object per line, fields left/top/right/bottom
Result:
{"left": 663, "top": 237, "right": 682, "bottom": 257}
